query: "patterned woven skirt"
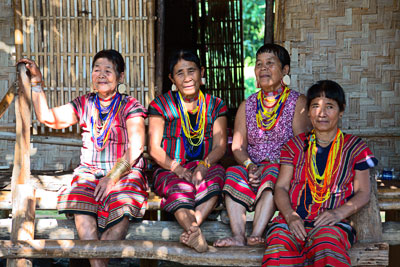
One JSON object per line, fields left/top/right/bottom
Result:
{"left": 153, "top": 161, "right": 225, "bottom": 213}
{"left": 222, "top": 162, "right": 279, "bottom": 211}
{"left": 57, "top": 165, "right": 148, "bottom": 232}
{"left": 262, "top": 222, "right": 355, "bottom": 267}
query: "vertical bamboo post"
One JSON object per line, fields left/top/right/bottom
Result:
{"left": 13, "top": 0, "right": 23, "bottom": 59}
{"left": 147, "top": 0, "right": 156, "bottom": 103}
{"left": 7, "top": 64, "right": 36, "bottom": 266}
{"left": 264, "top": 0, "right": 274, "bottom": 44}
{"left": 155, "top": 0, "right": 165, "bottom": 97}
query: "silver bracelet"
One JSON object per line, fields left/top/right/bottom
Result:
{"left": 31, "top": 84, "right": 43, "bottom": 93}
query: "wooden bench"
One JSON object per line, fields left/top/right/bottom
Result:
{"left": 0, "top": 63, "right": 390, "bottom": 266}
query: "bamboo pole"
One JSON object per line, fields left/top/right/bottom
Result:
{"left": 147, "top": 0, "right": 155, "bottom": 104}
{"left": 155, "top": 0, "right": 165, "bottom": 97}
{"left": 0, "top": 83, "right": 16, "bottom": 119}
{"left": 13, "top": 0, "right": 23, "bottom": 59}
{"left": 264, "top": 0, "right": 274, "bottom": 44}
{"left": 7, "top": 63, "right": 35, "bottom": 267}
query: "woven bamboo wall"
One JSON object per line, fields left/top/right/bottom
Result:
{"left": 16, "top": 0, "right": 155, "bottom": 135}
{"left": 275, "top": 0, "right": 400, "bottom": 170}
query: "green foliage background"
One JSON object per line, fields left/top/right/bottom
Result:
{"left": 243, "top": 0, "right": 266, "bottom": 98}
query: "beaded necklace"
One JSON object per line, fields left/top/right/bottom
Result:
{"left": 256, "top": 86, "right": 290, "bottom": 131}
{"left": 304, "top": 129, "right": 344, "bottom": 214}
{"left": 176, "top": 91, "right": 206, "bottom": 157}
{"left": 91, "top": 92, "right": 122, "bottom": 151}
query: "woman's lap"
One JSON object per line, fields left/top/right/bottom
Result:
{"left": 153, "top": 162, "right": 225, "bottom": 213}
{"left": 262, "top": 223, "right": 352, "bottom": 267}
{"left": 222, "top": 163, "right": 279, "bottom": 211}
{"left": 57, "top": 166, "right": 148, "bottom": 232}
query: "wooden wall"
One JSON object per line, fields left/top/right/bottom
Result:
{"left": 275, "top": 0, "right": 400, "bottom": 170}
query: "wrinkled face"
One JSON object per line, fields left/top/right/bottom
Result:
{"left": 92, "top": 58, "right": 123, "bottom": 98}
{"left": 308, "top": 96, "right": 344, "bottom": 133}
{"left": 169, "top": 59, "right": 204, "bottom": 98}
{"left": 254, "top": 52, "right": 288, "bottom": 91}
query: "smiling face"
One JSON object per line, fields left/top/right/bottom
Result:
{"left": 92, "top": 57, "right": 124, "bottom": 99}
{"left": 255, "top": 52, "right": 289, "bottom": 92}
{"left": 169, "top": 59, "right": 204, "bottom": 98}
{"left": 308, "top": 95, "right": 344, "bottom": 134}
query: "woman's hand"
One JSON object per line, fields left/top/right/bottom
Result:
{"left": 314, "top": 209, "right": 343, "bottom": 227}
{"left": 173, "top": 165, "right": 193, "bottom": 182}
{"left": 248, "top": 164, "right": 263, "bottom": 188}
{"left": 94, "top": 177, "right": 115, "bottom": 202}
{"left": 18, "top": 58, "right": 43, "bottom": 83}
{"left": 191, "top": 164, "right": 208, "bottom": 190}
{"left": 287, "top": 212, "right": 307, "bottom": 241}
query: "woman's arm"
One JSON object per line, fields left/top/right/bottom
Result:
{"left": 148, "top": 115, "right": 192, "bottom": 181}
{"left": 191, "top": 115, "right": 227, "bottom": 189}
{"left": 232, "top": 100, "right": 251, "bottom": 165}
{"left": 275, "top": 164, "right": 307, "bottom": 240}
{"left": 19, "top": 58, "right": 78, "bottom": 129}
{"left": 292, "top": 95, "right": 312, "bottom": 136}
{"left": 314, "top": 169, "right": 371, "bottom": 227}
{"left": 95, "top": 116, "right": 146, "bottom": 201}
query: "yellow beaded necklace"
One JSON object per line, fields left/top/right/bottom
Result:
{"left": 304, "top": 129, "right": 344, "bottom": 213}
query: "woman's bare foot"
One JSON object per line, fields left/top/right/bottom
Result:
{"left": 213, "top": 235, "right": 246, "bottom": 247}
{"left": 246, "top": 236, "right": 265, "bottom": 246}
{"left": 180, "top": 226, "right": 208, "bottom": 252}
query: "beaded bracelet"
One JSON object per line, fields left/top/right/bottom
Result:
{"left": 198, "top": 160, "right": 211, "bottom": 168}
{"left": 107, "top": 158, "right": 131, "bottom": 183}
{"left": 243, "top": 159, "right": 254, "bottom": 170}
{"left": 170, "top": 159, "right": 180, "bottom": 172}
{"left": 31, "top": 80, "right": 43, "bottom": 93}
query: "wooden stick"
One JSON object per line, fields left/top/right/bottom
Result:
{"left": 0, "top": 83, "right": 16, "bottom": 119}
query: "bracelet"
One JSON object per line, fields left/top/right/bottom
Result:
{"left": 198, "top": 160, "right": 210, "bottom": 168}
{"left": 31, "top": 85, "right": 43, "bottom": 93}
{"left": 243, "top": 159, "right": 254, "bottom": 170}
{"left": 107, "top": 158, "right": 131, "bottom": 183}
{"left": 170, "top": 159, "right": 180, "bottom": 172}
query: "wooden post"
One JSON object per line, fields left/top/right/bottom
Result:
{"left": 350, "top": 170, "right": 383, "bottom": 242}
{"left": 155, "top": 0, "right": 165, "bottom": 97}
{"left": 264, "top": 0, "right": 274, "bottom": 44}
{"left": 7, "top": 63, "right": 35, "bottom": 267}
{"left": 13, "top": 0, "right": 23, "bottom": 59}
{"left": 147, "top": 0, "right": 156, "bottom": 103}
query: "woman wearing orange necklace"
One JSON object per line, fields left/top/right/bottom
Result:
{"left": 262, "top": 80, "right": 378, "bottom": 266}
{"left": 19, "top": 50, "right": 148, "bottom": 267}
{"left": 148, "top": 49, "right": 227, "bottom": 252}
{"left": 214, "top": 44, "right": 311, "bottom": 247}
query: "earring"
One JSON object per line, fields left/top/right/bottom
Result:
{"left": 171, "top": 84, "right": 177, "bottom": 92}
{"left": 282, "top": 74, "right": 291, "bottom": 86}
{"left": 201, "top": 77, "right": 206, "bottom": 85}
{"left": 117, "top": 83, "right": 127, "bottom": 94}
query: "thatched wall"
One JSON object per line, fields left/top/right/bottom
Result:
{"left": 275, "top": 0, "right": 400, "bottom": 170}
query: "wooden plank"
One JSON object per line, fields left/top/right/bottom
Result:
{"left": 0, "top": 219, "right": 251, "bottom": 242}
{"left": 0, "top": 239, "right": 389, "bottom": 266}
{"left": 382, "top": 221, "right": 400, "bottom": 245}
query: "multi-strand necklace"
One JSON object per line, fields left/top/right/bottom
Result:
{"left": 304, "top": 129, "right": 344, "bottom": 214}
{"left": 91, "top": 92, "right": 122, "bottom": 151}
{"left": 256, "top": 86, "right": 290, "bottom": 131}
{"left": 176, "top": 90, "right": 206, "bottom": 157}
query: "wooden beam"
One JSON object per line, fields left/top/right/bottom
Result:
{"left": 0, "top": 239, "right": 388, "bottom": 266}
{"left": 0, "top": 131, "right": 82, "bottom": 146}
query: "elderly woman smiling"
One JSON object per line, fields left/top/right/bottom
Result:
{"left": 19, "top": 50, "right": 148, "bottom": 267}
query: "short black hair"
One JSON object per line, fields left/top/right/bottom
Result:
{"left": 169, "top": 48, "right": 201, "bottom": 76}
{"left": 92, "top": 49, "right": 125, "bottom": 78}
{"left": 306, "top": 80, "right": 346, "bottom": 111}
{"left": 256, "top": 43, "right": 290, "bottom": 69}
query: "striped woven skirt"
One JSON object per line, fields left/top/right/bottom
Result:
{"left": 153, "top": 161, "right": 225, "bottom": 213}
{"left": 262, "top": 222, "right": 355, "bottom": 267}
{"left": 57, "top": 165, "right": 148, "bottom": 232}
{"left": 222, "top": 162, "right": 279, "bottom": 211}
